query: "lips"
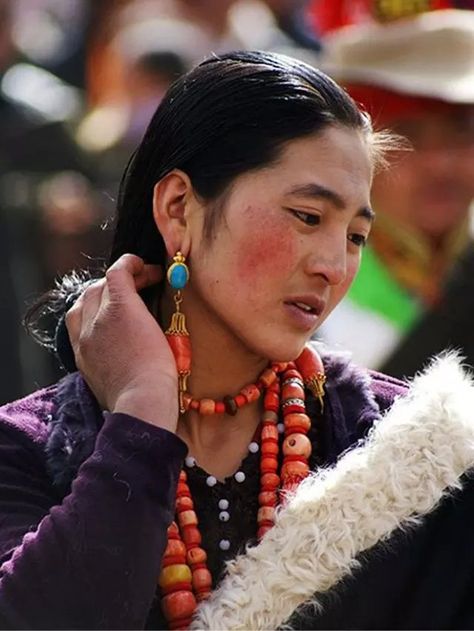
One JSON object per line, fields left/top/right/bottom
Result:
{"left": 284, "top": 295, "right": 326, "bottom": 317}
{"left": 283, "top": 295, "right": 326, "bottom": 332}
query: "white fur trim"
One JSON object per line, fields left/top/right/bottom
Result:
{"left": 191, "top": 354, "right": 474, "bottom": 630}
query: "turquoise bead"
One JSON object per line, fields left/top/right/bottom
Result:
{"left": 169, "top": 263, "right": 189, "bottom": 289}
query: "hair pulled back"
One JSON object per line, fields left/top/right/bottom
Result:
{"left": 26, "top": 50, "right": 374, "bottom": 350}
{"left": 110, "top": 50, "right": 372, "bottom": 267}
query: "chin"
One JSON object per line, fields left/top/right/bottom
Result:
{"left": 256, "top": 335, "right": 309, "bottom": 364}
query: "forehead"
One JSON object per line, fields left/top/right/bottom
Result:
{"left": 243, "top": 126, "right": 373, "bottom": 207}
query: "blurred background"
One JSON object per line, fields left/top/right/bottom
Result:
{"left": 0, "top": 0, "right": 473, "bottom": 404}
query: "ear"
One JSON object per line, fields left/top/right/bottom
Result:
{"left": 153, "top": 169, "right": 194, "bottom": 258}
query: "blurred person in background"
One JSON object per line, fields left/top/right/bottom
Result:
{"left": 84, "top": 0, "right": 321, "bottom": 110}
{"left": 315, "top": 6, "right": 474, "bottom": 377}
{"left": 0, "top": 0, "right": 109, "bottom": 401}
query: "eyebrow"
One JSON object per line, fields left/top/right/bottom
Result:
{"left": 285, "top": 183, "right": 375, "bottom": 223}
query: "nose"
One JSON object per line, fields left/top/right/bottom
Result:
{"left": 305, "top": 237, "right": 347, "bottom": 286}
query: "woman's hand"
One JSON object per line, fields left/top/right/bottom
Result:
{"left": 66, "top": 254, "right": 179, "bottom": 432}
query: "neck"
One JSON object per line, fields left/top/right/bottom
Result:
{"left": 161, "top": 285, "right": 269, "bottom": 475}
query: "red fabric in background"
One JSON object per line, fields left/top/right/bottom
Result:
{"left": 344, "top": 84, "right": 461, "bottom": 124}
{"left": 308, "top": 0, "right": 462, "bottom": 34}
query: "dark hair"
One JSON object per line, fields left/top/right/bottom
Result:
{"left": 110, "top": 49, "right": 374, "bottom": 266}
{"left": 25, "top": 50, "right": 380, "bottom": 350}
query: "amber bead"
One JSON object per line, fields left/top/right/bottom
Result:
{"left": 282, "top": 433, "right": 312, "bottom": 458}
{"left": 192, "top": 567, "right": 212, "bottom": 592}
{"left": 199, "top": 398, "right": 216, "bottom": 415}
{"left": 178, "top": 510, "right": 198, "bottom": 528}
{"left": 161, "top": 590, "right": 196, "bottom": 621}
{"left": 186, "top": 546, "right": 207, "bottom": 565}
{"left": 159, "top": 564, "right": 192, "bottom": 589}
{"left": 281, "top": 460, "right": 310, "bottom": 480}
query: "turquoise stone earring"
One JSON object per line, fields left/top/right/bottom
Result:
{"left": 167, "top": 251, "right": 189, "bottom": 289}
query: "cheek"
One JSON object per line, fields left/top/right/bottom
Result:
{"left": 331, "top": 252, "right": 360, "bottom": 305}
{"left": 235, "top": 208, "right": 296, "bottom": 287}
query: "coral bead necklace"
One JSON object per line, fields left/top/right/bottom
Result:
{"left": 158, "top": 345, "right": 325, "bottom": 630}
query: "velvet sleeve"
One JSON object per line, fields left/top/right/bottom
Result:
{"left": 0, "top": 412, "right": 187, "bottom": 630}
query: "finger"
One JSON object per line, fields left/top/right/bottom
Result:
{"left": 135, "top": 264, "right": 163, "bottom": 291}
{"left": 65, "top": 302, "right": 82, "bottom": 345}
{"left": 80, "top": 279, "right": 107, "bottom": 327}
{"left": 106, "top": 254, "right": 162, "bottom": 298}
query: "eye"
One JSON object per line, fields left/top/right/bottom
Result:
{"left": 348, "top": 233, "right": 368, "bottom": 248}
{"left": 290, "top": 209, "right": 321, "bottom": 226}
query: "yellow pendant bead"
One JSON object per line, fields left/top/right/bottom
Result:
{"left": 158, "top": 564, "right": 192, "bottom": 589}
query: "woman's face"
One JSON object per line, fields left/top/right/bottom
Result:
{"left": 186, "top": 125, "right": 374, "bottom": 361}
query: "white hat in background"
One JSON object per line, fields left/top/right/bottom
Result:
{"left": 321, "top": 9, "right": 474, "bottom": 103}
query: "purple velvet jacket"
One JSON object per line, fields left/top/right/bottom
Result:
{"left": 0, "top": 353, "right": 407, "bottom": 629}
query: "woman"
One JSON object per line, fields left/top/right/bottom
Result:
{"left": 1, "top": 51, "right": 474, "bottom": 630}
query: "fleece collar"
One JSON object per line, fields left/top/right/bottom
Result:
{"left": 192, "top": 354, "right": 474, "bottom": 630}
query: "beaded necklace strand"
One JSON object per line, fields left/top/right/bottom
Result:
{"left": 158, "top": 346, "right": 325, "bottom": 630}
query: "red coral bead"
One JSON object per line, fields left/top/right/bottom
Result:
{"left": 176, "top": 496, "right": 193, "bottom": 512}
{"left": 284, "top": 413, "right": 311, "bottom": 433}
{"left": 192, "top": 567, "right": 212, "bottom": 592}
{"left": 261, "top": 424, "right": 278, "bottom": 441}
{"left": 178, "top": 510, "right": 198, "bottom": 528}
{"left": 164, "top": 539, "right": 187, "bottom": 558}
{"left": 186, "top": 547, "right": 207, "bottom": 565}
{"left": 260, "top": 456, "right": 278, "bottom": 473}
{"left": 161, "top": 590, "right": 196, "bottom": 621}
{"left": 281, "top": 460, "right": 310, "bottom": 479}
{"left": 181, "top": 527, "right": 202, "bottom": 547}
{"left": 258, "top": 491, "right": 277, "bottom": 506}
{"left": 261, "top": 472, "right": 280, "bottom": 489}
{"left": 261, "top": 441, "right": 279, "bottom": 456}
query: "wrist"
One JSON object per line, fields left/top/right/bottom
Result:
{"left": 113, "top": 386, "right": 178, "bottom": 433}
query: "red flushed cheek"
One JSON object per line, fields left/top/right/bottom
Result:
{"left": 236, "top": 208, "right": 296, "bottom": 286}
